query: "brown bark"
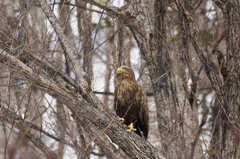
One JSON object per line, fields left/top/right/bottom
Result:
{"left": 0, "top": 47, "right": 161, "bottom": 159}
{"left": 77, "top": 0, "right": 93, "bottom": 87}
{"left": 1, "top": 0, "right": 240, "bottom": 158}
{"left": 209, "top": 1, "right": 240, "bottom": 158}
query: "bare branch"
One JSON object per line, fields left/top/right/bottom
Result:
{"left": 0, "top": 47, "right": 161, "bottom": 159}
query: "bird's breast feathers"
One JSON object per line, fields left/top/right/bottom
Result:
{"left": 116, "top": 80, "right": 138, "bottom": 101}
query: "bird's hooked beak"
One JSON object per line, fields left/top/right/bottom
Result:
{"left": 116, "top": 67, "right": 123, "bottom": 75}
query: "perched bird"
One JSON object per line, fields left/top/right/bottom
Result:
{"left": 114, "top": 66, "right": 149, "bottom": 139}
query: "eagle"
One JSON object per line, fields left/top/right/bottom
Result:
{"left": 114, "top": 66, "right": 149, "bottom": 139}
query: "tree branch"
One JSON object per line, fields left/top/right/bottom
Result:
{"left": 0, "top": 104, "right": 74, "bottom": 148}
{"left": 0, "top": 45, "right": 161, "bottom": 159}
{"left": 0, "top": 105, "right": 58, "bottom": 159}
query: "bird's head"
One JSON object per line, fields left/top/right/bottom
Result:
{"left": 116, "top": 66, "right": 135, "bottom": 80}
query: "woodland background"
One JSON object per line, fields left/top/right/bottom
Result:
{"left": 0, "top": 0, "right": 240, "bottom": 159}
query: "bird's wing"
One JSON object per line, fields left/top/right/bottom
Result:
{"left": 136, "top": 86, "right": 149, "bottom": 138}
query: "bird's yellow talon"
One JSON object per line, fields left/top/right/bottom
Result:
{"left": 118, "top": 117, "right": 125, "bottom": 122}
{"left": 127, "top": 123, "right": 136, "bottom": 132}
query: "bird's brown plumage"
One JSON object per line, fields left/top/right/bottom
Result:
{"left": 114, "top": 66, "right": 149, "bottom": 139}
